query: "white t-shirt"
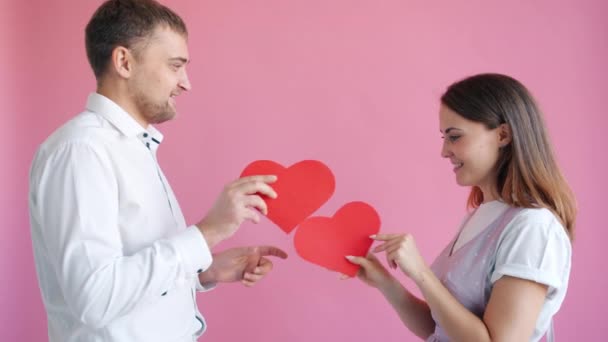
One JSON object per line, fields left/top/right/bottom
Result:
{"left": 453, "top": 200, "right": 510, "bottom": 251}
{"left": 454, "top": 200, "right": 572, "bottom": 341}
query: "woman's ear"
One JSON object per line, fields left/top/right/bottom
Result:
{"left": 498, "top": 123, "right": 512, "bottom": 147}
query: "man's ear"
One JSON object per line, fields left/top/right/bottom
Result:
{"left": 498, "top": 123, "right": 512, "bottom": 147}
{"left": 111, "top": 46, "right": 134, "bottom": 79}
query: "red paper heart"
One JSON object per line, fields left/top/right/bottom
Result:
{"left": 240, "top": 160, "right": 335, "bottom": 233}
{"left": 293, "top": 201, "right": 381, "bottom": 277}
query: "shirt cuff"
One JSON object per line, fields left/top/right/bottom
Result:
{"left": 491, "top": 264, "right": 563, "bottom": 290}
{"left": 195, "top": 277, "right": 217, "bottom": 292}
{"left": 171, "top": 225, "right": 213, "bottom": 276}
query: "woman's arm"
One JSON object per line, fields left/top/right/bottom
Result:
{"left": 347, "top": 254, "right": 435, "bottom": 339}
{"left": 374, "top": 234, "right": 547, "bottom": 342}
{"left": 379, "top": 276, "right": 436, "bottom": 339}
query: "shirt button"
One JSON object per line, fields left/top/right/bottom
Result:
{"left": 143, "top": 133, "right": 148, "bottom": 137}
{"left": 197, "top": 269, "right": 203, "bottom": 274}
{"left": 161, "top": 291, "right": 167, "bottom": 296}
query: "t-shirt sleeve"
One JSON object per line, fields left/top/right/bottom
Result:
{"left": 490, "top": 209, "right": 571, "bottom": 292}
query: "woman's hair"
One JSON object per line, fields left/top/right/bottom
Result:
{"left": 441, "top": 73, "right": 576, "bottom": 240}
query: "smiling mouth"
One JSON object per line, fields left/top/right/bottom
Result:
{"left": 452, "top": 162, "right": 463, "bottom": 172}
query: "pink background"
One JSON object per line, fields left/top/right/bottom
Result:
{"left": 2, "top": 0, "right": 607, "bottom": 341}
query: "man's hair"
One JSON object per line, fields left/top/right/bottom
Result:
{"left": 85, "top": 0, "right": 187, "bottom": 79}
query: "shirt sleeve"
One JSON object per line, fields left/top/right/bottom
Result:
{"left": 490, "top": 209, "right": 571, "bottom": 292}
{"left": 30, "top": 141, "right": 213, "bottom": 329}
{"left": 195, "top": 275, "right": 218, "bottom": 292}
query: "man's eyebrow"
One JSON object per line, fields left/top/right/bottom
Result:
{"left": 169, "top": 57, "right": 189, "bottom": 64}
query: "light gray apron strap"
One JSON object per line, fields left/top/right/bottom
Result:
{"left": 546, "top": 319, "right": 555, "bottom": 342}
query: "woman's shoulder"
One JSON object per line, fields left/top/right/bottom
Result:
{"left": 502, "top": 206, "right": 570, "bottom": 247}
{"left": 513, "top": 206, "right": 559, "bottom": 226}
{"left": 491, "top": 205, "right": 572, "bottom": 294}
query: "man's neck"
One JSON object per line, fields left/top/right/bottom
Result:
{"left": 97, "top": 81, "right": 149, "bottom": 129}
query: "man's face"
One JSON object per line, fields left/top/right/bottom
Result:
{"left": 128, "top": 26, "right": 191, "bottom": 125}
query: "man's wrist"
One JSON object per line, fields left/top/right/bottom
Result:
{"left": 196, "top": 221, "right": 222, "bottom": 248}
{"left": 198, "top": 267, "right": 217, "bottom": 285}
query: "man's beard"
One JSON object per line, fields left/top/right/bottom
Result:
{"left": 133, "top": 90, "right": 176, "bottom": 125}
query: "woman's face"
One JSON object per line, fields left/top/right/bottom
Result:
{"left": 439, "top": 104, "right": 509, "bottom": 199}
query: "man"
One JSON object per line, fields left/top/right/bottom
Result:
{"left": 28, "top": 0, "right": 287, "bottom": 341}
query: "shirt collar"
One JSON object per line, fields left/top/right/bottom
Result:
{"left": 85, "top": 92, "right": 165, "bottom": 151}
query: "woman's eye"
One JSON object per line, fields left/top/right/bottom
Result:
{"left": 448, "top": 135, "right": 460, "bottom": 142}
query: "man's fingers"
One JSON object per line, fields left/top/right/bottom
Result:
{"left": 255, "top": 257, "right": 274, "bottom": 274}
{"left": 242, "top": 260, "right": 273, "bottom": 286}
{"left": 238, "top": 181, "right": 278, "bottom": 199}
{"left": 255, "top": 246, "right": 288, "bottom": 259}
{"left": 241, "top": 279, "right": 255, "bottom": 287}
{"left": 243, "top": 272, "right": 263, "bottom": 282}
{"left": 244, "top": 195, "right": 268, "bottom": 215}
{"left": 243, "top": 208, "right": 261, "bottom": 224}
{"left": 233, "top": 175, "right": 277, "bottom": 187}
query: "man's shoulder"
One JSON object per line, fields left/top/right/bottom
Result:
{"left": 41, "top": 110, "right": 120, "bottom": 153}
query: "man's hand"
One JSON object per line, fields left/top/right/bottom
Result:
{"left": 196, "top": 175, "right": 277, "bottom": 247}
{"left": 199, "top": 246, "right": 288, "bottom": 287}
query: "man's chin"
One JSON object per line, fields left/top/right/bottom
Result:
{"left": 149, "top": 111, "right": 177, "bottom": 125}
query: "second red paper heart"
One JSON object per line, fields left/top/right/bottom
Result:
{"left": 293, "top": 201, "right": 381, "bottom": 277}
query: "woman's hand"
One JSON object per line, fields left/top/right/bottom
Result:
{"left": 345, "top": 253, "right": 395, "bottom": 289}
{"left": 372, "top": 233, "right": 429, "bottom": 284}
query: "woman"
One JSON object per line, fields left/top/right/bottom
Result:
{"left": 347, "top": 73, "right": 576, "bottom": 341}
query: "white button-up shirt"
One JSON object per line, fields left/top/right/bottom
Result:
{"left": 29, "top": 93, "right": 214, "bottom": 342}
